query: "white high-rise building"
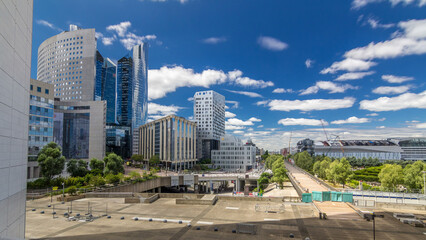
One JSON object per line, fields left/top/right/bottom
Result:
{"left": 37, "top": 25, "right": 98, "bottom": 101}
{"left": 0, "top": 0, "right": 33, "bottom": 238}
{"left": 193, "top": 90, "right": 225, "bottom": 160}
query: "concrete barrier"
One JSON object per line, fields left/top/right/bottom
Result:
{"left": 142, "top": 194, "right": 159, "bottom": 203}
{"left": 217, "top": 196, "right": 292, "bottom": 203}
{"left": 376, "top": 202, "right": 426, "bottom": 211}
{"left": 125, "top": 197, "right": 141, "bottom": 203}
{"left": 176, "top": 195, "right": 217, "bottom": 205}
{"left": 86, "top": 192, "right": 134, "bottom": 198}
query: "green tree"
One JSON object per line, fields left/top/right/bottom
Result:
{"left": 403, "top": 161, "right": 426, "bottom": 191}
{"left": 334, "top": 158, "right": 352, "bottom": 187}
{"left": 313, "top": 161, "right": 321, "bottom": 177}
{"left": 89, "top": 175, "right": 106, "bottom": 187}
{"left": 131, "top": 154, "right": 144, "bottom": 165}
{"left": 295, "top": 151, "right": 314, "bottom": 172}
{"left": 149, "top": 155, "right": 160, "bottom": 168}
{"left": 272, "top": 167, "right": 287, "bottom": 189}
{"left": 129, "top": 171, "right": 141, "bottom": 180}
{"left": 257, "top": 173, "right": 270, "bottom": 191}
{"left": 103, "top": 153, "right": 124, "bottom": 175}
{"left": 318, "top": 157, "right": 331, "bottom": 179}
{"left": 326, "top": 160, "right": 339, "bottom": 183}
{"left": 66, "top": 159, "right": 88, "bottom": 177}
{"left": 37, "top": 142, "right": 66, "bottom": 183}
{"left": 378, "top": 164, "right": 403, "bottom": 191}
{"left": 89, "top": 158, "right": 104, "bottom": 172}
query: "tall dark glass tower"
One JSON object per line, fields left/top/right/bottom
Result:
{"left": 102, "top": 58, "right": 117, "bottom": 124}
{"left": 117, "top": 43, "right": 148, "bottom": 154}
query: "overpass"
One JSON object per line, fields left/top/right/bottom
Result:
{"left": 196, "top": 172, "right": 261, "bottom": 193}
{"left": 284, "top": 161, "right": 361, "bottom": 220}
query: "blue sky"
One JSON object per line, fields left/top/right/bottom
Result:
{"left": 31, "top": 0, "right": 426, "bottom": 150}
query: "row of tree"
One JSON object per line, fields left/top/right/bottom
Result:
{"left": 312, "top": 157, "right": 352, "bottom": 187}
{"left": 264, "top": 155, "right": 288, "bottom": 189}
{"left": 37, "top": 142, "right": 125, "bottom": 184}
{"left": 298, "top": 151, "right": 426, "bottom": 192}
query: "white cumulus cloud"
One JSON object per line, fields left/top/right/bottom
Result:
{"left": 226, "top": 117, "right": 262, "bottom": 130}
{"left": 225, "top": 111, "right": 236, "bottom": 118}
{"left": 321, "top": 58, "right": 377, "bottom": 74}
{"left": 267, "top": 97, "right": 356, "bottom": 112}
{"left": 415, "top": 123, "right": 426, "bottom": 128}
{"left": 360, "top": 90, "right": 426, "bottom": 111}
{"left": 227, "top": 70, "right": 274, "bottom": 88}
{"left": 367, "top": 18, "right": 395, "bottom": 29}
{"left": 257, "top": 36, "right": 288, "bottom": 51}
{"left": 331, "top": 116, "right": 370, "bottom": 124}
{"left": 36, "top": 19, "right": 63, "bottom": 32}
{"left": 226, "top": 90, "right": 263, "bottom": 98}
{"left": 372, "top": 85, "right": 411, "bottom": 94}
{"left": 300, "top": 81, "right": 358, "bottom": 95}
{"left": 203, "top": 37, "right": 227, "bottom": 44}
{"left": 273, "top": 88, "right": 293, "bottom": 93}
{"left": 352, "top": 0, "right": 426, "bottom": 9}
{"left": 335, "top": 71, "right": 375, "bottom": 81}
{"left": 278, "top": 118, "right": 326, "bottom": 126}
{"left": 305, "top": 59, "right": 314, "bottom": 68}
{"left": 147, "top": 102, "right": 184, "bottom": 121}
{"left": 381, "top": 75, "right": 414, "bottom": 83}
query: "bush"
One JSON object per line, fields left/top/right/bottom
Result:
{"left": 105, "top": 174, "right": 120, "bottom": 185}
{"left": 67, "top": 186, "right": 77, "bottom": 195}
{"left": 89, "top": 175, "right": 106, "bottom": 187}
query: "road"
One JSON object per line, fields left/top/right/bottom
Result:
{"left": 285, "top": 161, "right": 360, "bottom": 220}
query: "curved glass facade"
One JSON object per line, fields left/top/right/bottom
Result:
{"left": 117, "top": 43, "right": 148, "bottom": 130}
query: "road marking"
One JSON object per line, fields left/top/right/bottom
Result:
{"left": 132, "top": 217, "right": 191, "bottom": 223}
{"left": 226, "top": 207, "right": 239, "bottom": 210}
{"left": 197, "top": 221, "right": 213, "bottom": 225}
{"left": 264, "top": 218, "right": 280, "bottom": 221}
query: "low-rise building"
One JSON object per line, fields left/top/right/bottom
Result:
{"left": 211, "top": 135, "right": 256, "bottom": 172}
{"left": 53, "top": 100, "right": 106, "bottom": 160}
{"left": 137, "top": 115, "right": 197, "bottom": 171}
{"left": 28, "top": 79, "right": 54, "bottom": 179}
{"left": 314, "top": 140, "right": 402, "bottom": 161}
{"left": 390, "top": 138, "right": 426, "bottom": 161}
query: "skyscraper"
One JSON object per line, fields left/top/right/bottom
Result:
{"left": 193, "top": 90, "right": 225, "bottom": 160}
{"left": 0, "top": 0, "right": 33, "bottom": 238}
{"left": 37, "top": 25, "right": 97, "bottom": 101}
{"left": 117, "top": 43, "right": 148, "bottom": 154}
{"left": 95, "top": 54, "right": 117, "bottom": 124}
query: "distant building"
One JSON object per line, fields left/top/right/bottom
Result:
{"left": 0, "top": 1, "right": 33, "bottom": 237}
{"left": 37, "top": 25, "right": 98, "bottom": 101}
{"left": 117, "top": 44, "right": 148, "bottom": 156}
{"left": 390, "top": 138, "right": 426, "bottom": 161}
{"left": 28, "top": 79, "right": 54, "bottom": 179}
{"left": 53, "top": 100, "right": 106, "bottom": 160}
{"left": 314, "top": 140, "right": 402, "bottom": 161}
{"left": 211, "top": 135, "right": 256, "bottom": 172}
{"left": 297, "top": 138, "right": 315, "bottom": 155}
{"left": 193, "top": 90, "right": 225, "bottom": 160}
{"left": 137, "top": 115, "right": 197, "bottom": 171}
{"left": 95, "top": 55, "right": 117, "bottom": 124}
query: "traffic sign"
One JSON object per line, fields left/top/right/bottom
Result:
{"left": 52, "top": 186, "right": 58, "bottom": 191}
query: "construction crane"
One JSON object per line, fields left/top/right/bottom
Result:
{"left": 320, "top": 119, "right": 329, "bottom": 142}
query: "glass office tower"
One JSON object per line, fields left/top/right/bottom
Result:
{"left": 103, "top": 58, "right": 117, "bottom": 124}
{"left": 116, "top": 43, "right": 148, "bottom": 154}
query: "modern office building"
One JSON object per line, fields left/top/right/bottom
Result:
{"left": 297, "top": 138, "right": 315, "bottom": 155}
{"left": 137, "top": 115, "right": 197, "bottom": 171}
{"left": 314, "top": 140, "right": 402, "bottom": 161}
{"left": 193, "top": 90, "right": 225, "bottom": 160}
{"left": 0, "top": 0, "right": 33, "bottom": 238}
{"left": 94, "top": 53, "right": 117, "bottom": 124}
{"left": 389, "top": 138, "right": 426, "bottom": 161}
{"left": 37, "top": 25, "right": 97, "bottom": 101}
{"left": 106, "top": 125, "right": 131, "bottom": 158}
{"left": 53, "top": 100, "right": 106, "bottom": 160}
{"left": 27, "top": 79, "right": 54, "bottom": 180}
{"left": 117, "top": 43, "right": 148, "bottom": 155}
{"left": 211, "top": 135, "right": 257, "bottom": 171}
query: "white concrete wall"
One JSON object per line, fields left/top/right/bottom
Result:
{"left": 0, "top": 0, "right": 33, "bottom": 238}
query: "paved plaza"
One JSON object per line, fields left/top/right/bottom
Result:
{"left": 25, "top": 196, "right": 425, "bottom": 240}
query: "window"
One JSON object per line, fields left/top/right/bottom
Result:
{"left": 30, "top": 85, "right": 33, "bottom": 90}
{"left": 37, "top": 87, "right": 41, "bottom": 92}
{"left": 45, "top": 89, "right": 49, "bottom": 94}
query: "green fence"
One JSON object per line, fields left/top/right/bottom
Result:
{"left": 302, "top": 193, "right": 312, "bottom": 203}
{"left": 311, "top": 191, "right": 353, "bottom": 203}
